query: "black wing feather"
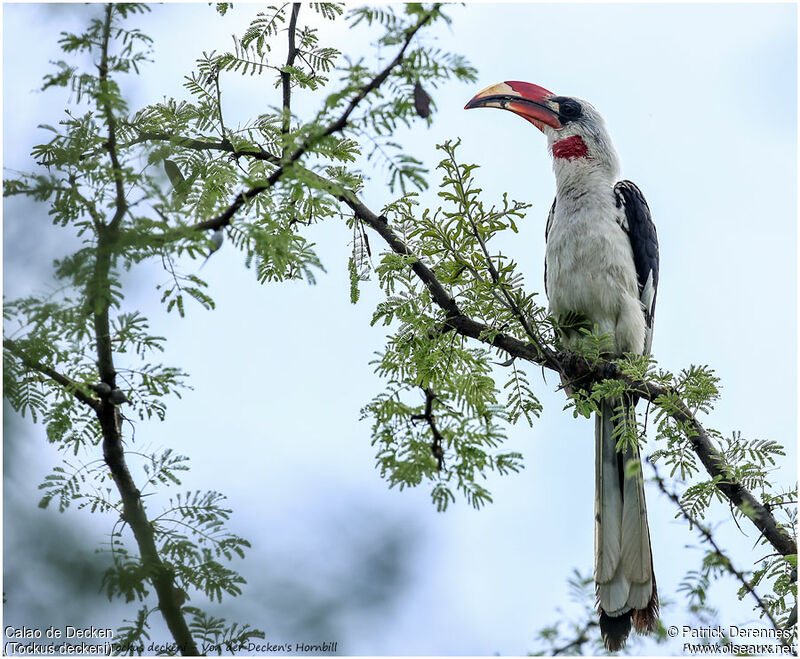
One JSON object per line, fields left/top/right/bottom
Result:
{"left": 614, "top": 180, "right": 659, "bottom": 327}
{"left": 544, "top": 197, "right": 556, "bottom": 297}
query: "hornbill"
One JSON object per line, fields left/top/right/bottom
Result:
{"left": 465, "top": 81, "right": 660, "bottom": 650}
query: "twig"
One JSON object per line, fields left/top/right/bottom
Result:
{"left": 90, "top": 7, "right": 200, "bottom": 655}
{"left": 411, "top": 387, "right": 445, "bottom": 470}
{"left": 3, "top": 338, "right": 101, "bottom": 412}
{"left": 550, "top": 620, "right": 598, "bottom": 656}
{"left": 446, "top": 147, "right": 554, "bottom": 363}
{"left": 649, "top": 459, "right": 783, "bottom": 633}
{"left": 281, "top": 3, "right": 300, "bottom": 159}
{"left": 97, "top": 4, "right": 128, "bottom": 230}
{"left": 190, "top": 5, "right": 440, "bottom": 233}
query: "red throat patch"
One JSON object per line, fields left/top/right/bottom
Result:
{"left": 552, "top": 135, "right": 588, "bottom": 160}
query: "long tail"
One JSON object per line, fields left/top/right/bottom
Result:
{"left": 595, "top": 397, "right": 659, "bottom": 651}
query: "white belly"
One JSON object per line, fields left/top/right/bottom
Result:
{"left": 546, "top": 199, "right": 645, "bottom": 355}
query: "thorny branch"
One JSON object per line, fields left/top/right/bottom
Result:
{"left": 191, "top": 4, "right": 441, "bottom": 233}
{"left": 91, "top": 6, "right": 200, "bottom": 655}
{"left": 327, "top": 183, "right": 797, "bottom": 561}
{"left": 3, "top": 338, "right": 101, "bottom": 412}
{"left": 549, "top": 620, "right": 599, "bottom": 656}
{"left": 97, "top": 4, "right": 128, "bottom": 231}
{"left": 411, "top": 387, "right": 445, "bottom": 470}
{"left": 281, "top": 3, "right": 301, "bottom": 159}
{"left": 649, "top": 459, "right": 785, "bottom": 635}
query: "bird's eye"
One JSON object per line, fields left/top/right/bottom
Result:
{"left": 559, "top": 99, "right": 582, "bottom": 119}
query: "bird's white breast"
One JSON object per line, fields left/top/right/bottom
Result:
{"left": 546, "top": 188, "right": 645, "bottom": 354}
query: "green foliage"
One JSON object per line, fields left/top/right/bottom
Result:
{"left": 184, "top": 608, "right": 266, "bottom": 655}
{"left": 215, "top": 3, "right": 339, "bottom": 88}
{"left": 361, "top": 141, "right": 545, "bottom": 510}
{"left": 5, "top": 1, "right": 795, "bottom": 654}
{"left": 154, "top": 490, "right": 250, "bottom": 602}
{"left": 4, "top": 3, "right": 486, "bottom": 653}
{"left": 348, "top": 218, "right": 372, "bottom": 303}
{"left": 751, "top": 551, "right": 798, "bottom": 627}
{"left": 113, "top": 606, "right": 152, "bottom": 655}
{"left": 38, "top": 459, "right": 115, "bottom": 512}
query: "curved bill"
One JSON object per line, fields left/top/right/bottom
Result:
{"left": 465, "top": 81, "right": 561, "bottom": 131}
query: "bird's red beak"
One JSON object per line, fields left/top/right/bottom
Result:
{"left": 464, "top": 81, "right": 562, "bottom": 132}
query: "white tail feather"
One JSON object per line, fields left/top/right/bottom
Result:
{"left": 597, "top": 577, "right": 631, "bottom": 616}
{"left": 594, "top": 399, "right": 653, "bottom": 617}
{"left": 595, "top": 407, "right": 621, "bottom": 583}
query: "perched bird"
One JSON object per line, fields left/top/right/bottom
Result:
{"left": 465, "top": 81, "right": 660, "bottom": 650}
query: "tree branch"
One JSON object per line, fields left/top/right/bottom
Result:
{"left": 191, "top": 5, "right": 440, "bottom": 233}
{"left": 411, "top": 387, "right": 445, "bottom": 470}
{"left": 649, "top": 459, "right": 784, "bottom": 634}
{"left": 93, "top": 7, "right": 200, "bottom": 654}
{"left": 550, "top": 620, "right": 598, "bottom": 656}
{"left": 118, "top": 7, "right": 439, "bottom": 236}
{"left": 97, "top": 4, "right": 128, "bottom": 230}
{"left": 3, "top": 338, "right": 101, "bottom": 412}
{"left": 626, "top": 376, "right": 797, "bottom": 558}
{"left": 281, "top": 3, "right": 300, "bottom": 160}
{"left": 299, "top": 169, "right": 564, "bottom": 370}
{"left": 326, "top": 179, "right": 797, "bottom": 560}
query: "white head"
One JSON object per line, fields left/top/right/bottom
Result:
{"left": 465, "top": 81, "right": 620, "bottom": 184}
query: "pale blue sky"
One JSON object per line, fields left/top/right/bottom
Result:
{"left": 3, "top": 3, "right": 797, "bottom": 655}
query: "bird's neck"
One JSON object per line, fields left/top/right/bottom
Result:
{"left": 553, "top": 162, "right": 617, "bottom": 203}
